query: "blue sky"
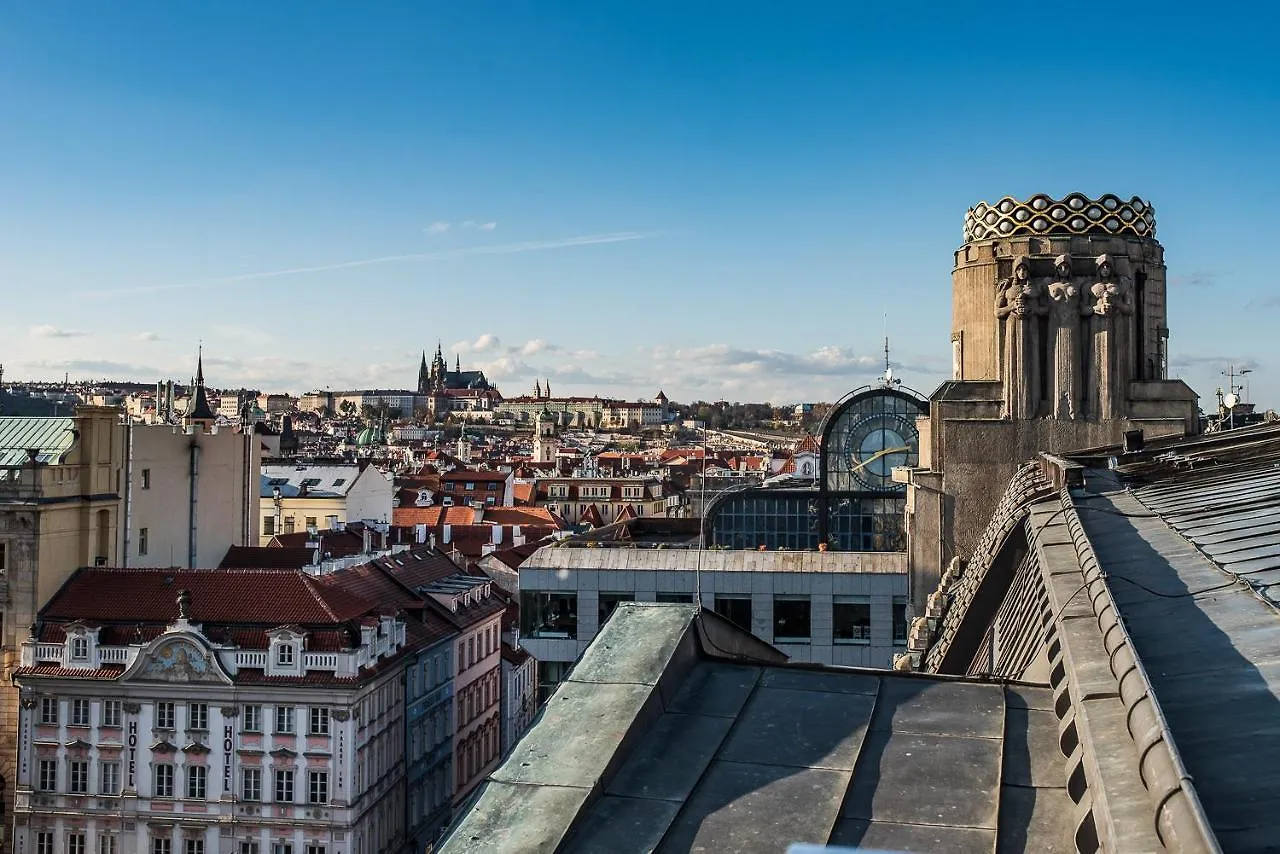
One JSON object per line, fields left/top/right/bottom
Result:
{"left": 2, "top": 3, "right": 1278, "bottom": 407}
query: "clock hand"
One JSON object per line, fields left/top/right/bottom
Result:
{"left": 850, "top": 446, "right": 910, "bottom": 474}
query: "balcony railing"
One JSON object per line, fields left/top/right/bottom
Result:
{"left": 99, "top": 647, "right": 131, "bottom": 664}
{"left": 34, "top": 644, "right": 62, "bottom": 662}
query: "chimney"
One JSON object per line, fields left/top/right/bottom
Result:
{"left": 492, "top": 527, "right": 503, "bottom": 545}
{"left": 415, "top": 523, "right": 427, "bottom": 544}
{"left": 362, "top": 526, "right": 372, "bottom": 554}
{"left": 442, "top": 524, "right": 452, "bottom": 544}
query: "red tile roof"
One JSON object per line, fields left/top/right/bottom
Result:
{"left": 270, "top": 529, "right": 367, "bottom": 558}
{"left": 393, "top": 506, "right": 477, "bottom": 528}
{"left": 42, "top": 568, "right": 378, "bottom": 627}
{"left": 440, "top": 469, "right": 510, "bottom": 483}
{"left": 480, "top": 507, "right": 563, "bottom": 527}
{"left": 220, "top": 546, "right": 315, "bottom": 570}
{"left": 13, "top": 665, "right": 124, "bottom": 680}
{"left": 513, "top": 482, "right": 536, "bottom": 505}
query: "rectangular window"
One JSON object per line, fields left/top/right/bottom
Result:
{"left": 188, "top": 702, "right": 208, "bottom": 730}
{"left": 306, "top": 846, "right": 327, "bottom": 854}
{"left": 71, "top": 636, "right": 89, "bottom": 660}
{"left": 40, "top": 696, "right": 58, "bottom": 725}
{"left": 263, "top": 516, "right": 275, "bottom": 536}
{"left": 714, "top": 596, "right": 752, "bottom": 631}
{"left": 893, "top": 597, "right": 909, "bottom": 644}
{"left": 272, "top": 845, "right": 292, "bottom": 854}
{"left": 186, "top": 765, "right": 207, "bottom": 799}
{"left": 309, "top": 707, "right": 330, "bottom": 735}
{"left": 242, "top": 705, "right": 262, "bottom": 732}
{"left": 597, "top": 592, "right": 634, "bottom": 628}
{"left": 275, "top": 705, "right": 295, "bottom": 734}
{"left": 69, "top": 759, "right": 89, "bottom": 793}
{"left": 276, "top": 644, "right": 295, "bottom": 666}
{"left": 240, "top": 844, "right": 260, "bottom": 854}
{"left": 274, "top": 769, "right": 295, "bottom": 802}
{"left": 656, "top": 592, "right": 694, "bottom": 603}
{"left": 305, "top": 516, "right": 317, "bottom": 530}
{"left": 156, "top": 701, "right": 175, "bottom": 729}
{"left": 242, "top": 767, "right": 262, "bottom": 801}
{"left": 37, "top": 833, "right": 55, "bottom": 854}
{"left": 71, "top": 697, "right": 91, "bottom": 726}
{"left": 308, "top": 770, "right": 329, "bottom": 804}
{"left": 101, "top": 761, "right": 121, "bottom": 795}
{"left": 185, "top": 841, "right": 204, "bottom": 854}
{"left": 773, "top": 596, "right": 812, "bottom": 643}
{"left": 154, "top": 763, "right": 175, "bottom": 798}
{"left": 138, "top": 527, "right": 149, "bottom": 556}
{"left": 38, "top": 759, "right": 56, "bottom": 791}
{"left": 0, "top": 541, "right": 5, "bottom": 571}
{"left": 519, "top": 591, "right": 578, "bottom": 639}
{"left": 68, "top": 835, "right": 87, "bottom": 854}
{"left": 102, "top": 699, "right": 122, "bottom": 727}
{"left": 153, "top": 841, "right": 172, "bottom": 854}
{"left": 99, "top": 836, "right": 118, "bottom": 854}
{"left": 141, "top": 468, "right": 151, "bottom": 489}
{"left": 283, "top": 516, "right": 296, "bottom": 534}
{"left": 833, "top": 596, "right": 873, "bottom": 644}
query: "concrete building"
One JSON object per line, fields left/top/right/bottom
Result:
{"left": 0, "top": 406, "right": 122, "bottom": 842}
{"left": 518, "top": 544, "right": 908, "bottom": 700}
{"left": 902, "top": 193, "right": 1200, "bottom": 606}
{"left": 125, "top": 421, "right": 261, "bottom": 568}
{"left": 260, "top": 462, "right": 393, "bottom": 545}
{"left": 12, "top": 566, "right": 444, "bottom": 854}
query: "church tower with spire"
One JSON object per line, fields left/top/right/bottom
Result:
{"left": 417, "top": 351, "right": 430, "bottom": 394}
{"left": 184, "top": 346, "right": 216, "bottom": 433}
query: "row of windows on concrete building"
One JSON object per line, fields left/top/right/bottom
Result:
{"left": 38, "top": 698, "right": 332, "bottom": 735}
{"left": 520, "top": 591, "right": 909, "bottom": 644}
{"left": 35, "top": 756, "right": 331, "bottom": 804}
{"left": 35, "top": 836, "right": 329, "bottom": 854}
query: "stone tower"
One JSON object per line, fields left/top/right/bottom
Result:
{"left": 951, "top": 193, "right": 1172, "bottom": 419}
{"left": 904, "top": 193, "right": 1200, "bottom": 606}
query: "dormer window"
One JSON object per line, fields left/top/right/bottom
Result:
{"left": 70, "top": 637, "right": 88, "bottom": 660}
{"left": 276, "top": 644, "right": 295, "bottom": 666}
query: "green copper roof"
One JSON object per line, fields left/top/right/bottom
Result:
{"left": 0, "top": 416, "right": 78, "bottom": 468}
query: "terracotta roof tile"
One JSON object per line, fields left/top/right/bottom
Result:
{"left": 42, "top": 568, "right": 378, "bottom": 627}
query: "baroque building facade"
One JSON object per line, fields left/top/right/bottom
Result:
{"left": 902, "top": 193, "right": 1200, "bottom": 606}
{"left": 11, "top": 568, "right": 446, "bottom": 854}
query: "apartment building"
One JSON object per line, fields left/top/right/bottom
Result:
{"left": 362, "top": 548, "right": 507, "bottom": 806}
{"left": 535, "top": 475, "right": 673, "bottom": 526}
{"left": 260, "top": 463, "right": 392, "bottom": 545}
{"left": 12, "top": 567, "right": 447, "bottom": 854}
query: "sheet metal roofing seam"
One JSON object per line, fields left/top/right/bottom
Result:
{"left": 1060, "top": 486, "right": 1220, "bottom": 854}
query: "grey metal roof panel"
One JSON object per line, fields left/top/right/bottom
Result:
{"left": 442, "top": 604, "right": 1076, "bottom": 853}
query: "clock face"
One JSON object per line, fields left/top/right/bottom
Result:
{"left": 843, "top": 410, "right": 918, "bottom": 491}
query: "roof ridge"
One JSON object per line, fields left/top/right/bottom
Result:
{"left": 300, "top": 572, "right": 344, "bottom": 622}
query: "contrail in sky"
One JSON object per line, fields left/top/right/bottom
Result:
{"left": 81, "top": 231, "right": 658, "bottom": 297}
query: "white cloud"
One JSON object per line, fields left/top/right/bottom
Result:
{"left": 133, "top": 331, "right": 163, "bottom": 342}
{"left": 30, "top": 325, "right": 88, "bottom": 339}
{"left": 521, "top": 339, "right": 549, "bottom": 356}
{"left": 478, "top": 222, "right": 497, "bottom": 231}
{"left": 472, "top": 333, "right": 501, "bottom": 352}
{"left": 425, "top": 221, "right": 450, "bottom": 234}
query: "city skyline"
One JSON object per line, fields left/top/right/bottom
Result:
{"left": 3, "top": 4, "right": 1277, "bottom": 406}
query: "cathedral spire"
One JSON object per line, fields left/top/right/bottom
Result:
{"left": 455, "top": 353, "right": 461, "bottom": 373}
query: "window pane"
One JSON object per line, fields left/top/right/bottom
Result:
{"left": 772, "top": 596, "right": 811, "bottom": 642}
{"left": 520, "top": 592, "right": 578, "bottom": 639}
{"left": 833, "top": 597, "right": 872, "bottom": 643}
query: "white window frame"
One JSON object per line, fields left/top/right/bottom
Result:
{"left": 274, "top": 705, "right": 295, "bottom": 734}
{"left": 102, "top": 699, "right": 122, "bottom": 727}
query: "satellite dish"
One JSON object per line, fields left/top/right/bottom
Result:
{"left": 1224, "top": 393, "right": 1239, "bottom": 409}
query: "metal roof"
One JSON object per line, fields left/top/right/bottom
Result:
{"left": 0, "top": 416, "right": 77, "bottom": 469}
{"left": 441, "top": 603, "right": 1074, "bottom": 853}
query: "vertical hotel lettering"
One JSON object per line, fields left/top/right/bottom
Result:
{"left": 127, "top": 719, "right": 138, "bottom": 789}
{"left": 223, "top": 724, "right": 235, "bottom": 793}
